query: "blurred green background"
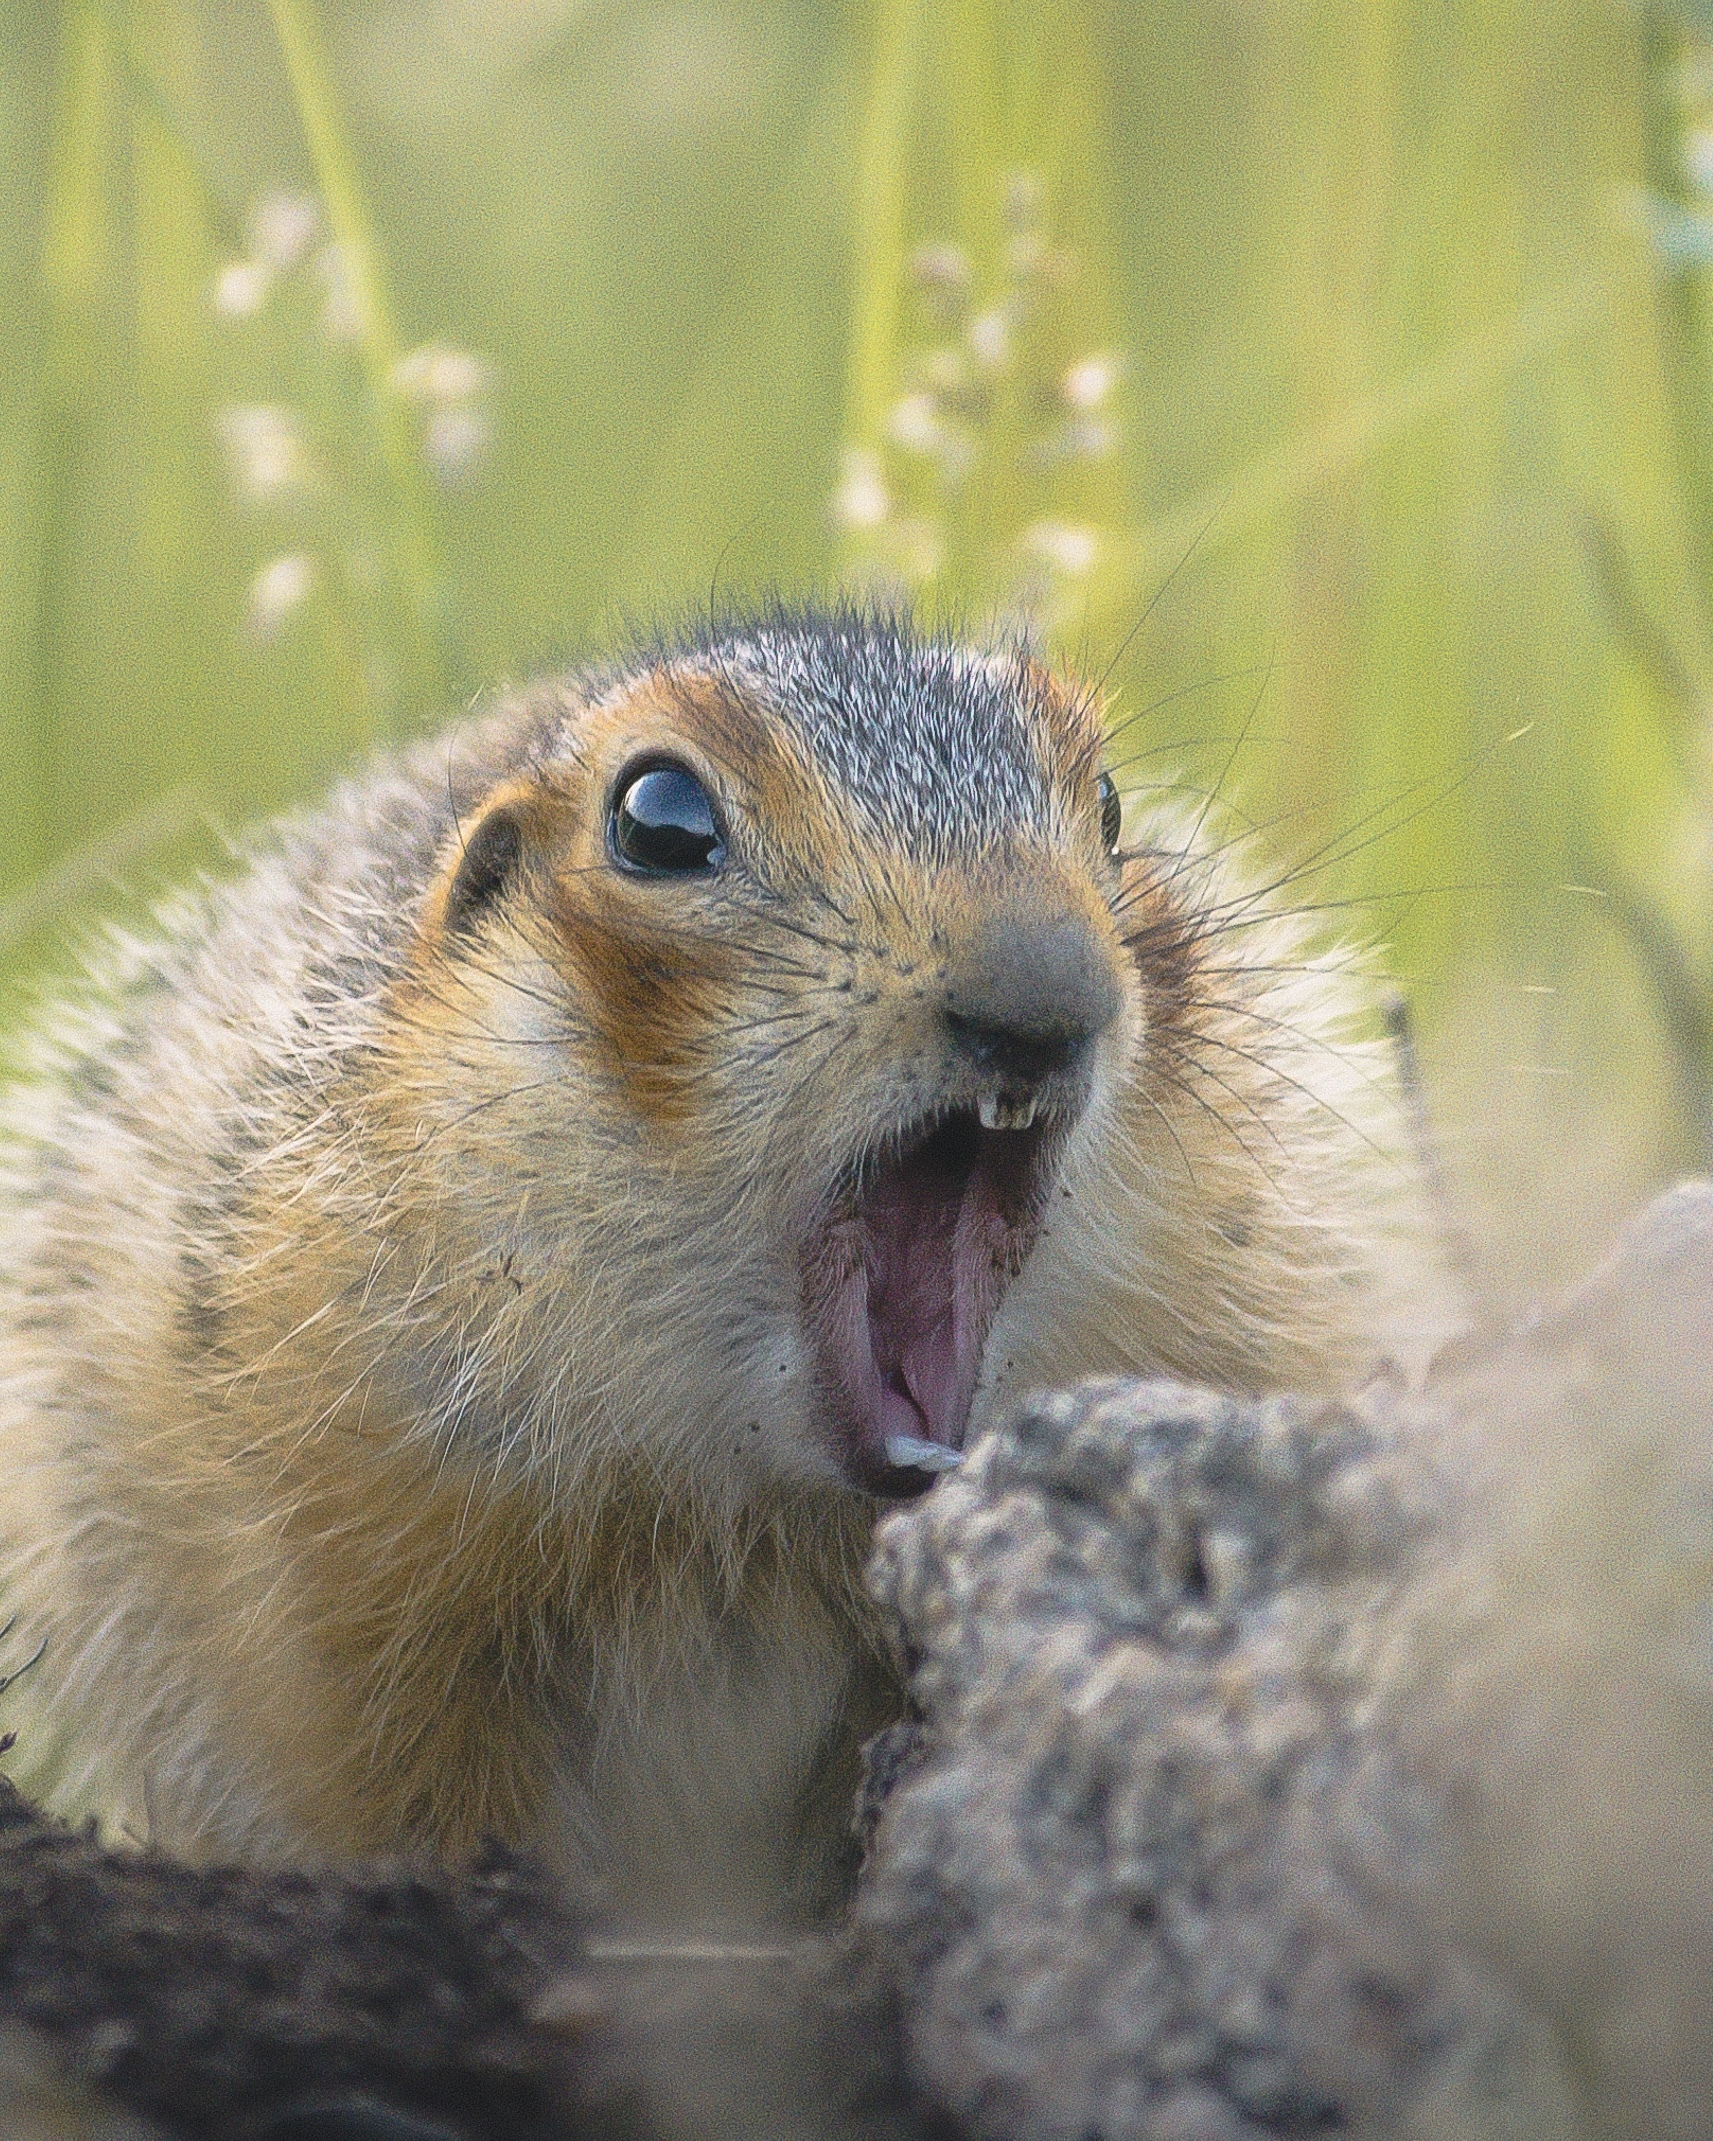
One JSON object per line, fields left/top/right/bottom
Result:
{"left": 6, "top": 0, "right": 1713, "bottom": 1298}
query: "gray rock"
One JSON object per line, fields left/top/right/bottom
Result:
{"left": 857, "top": 1381, "right": 1567, "bottom": 2140}
{"left": 852, "top": 1189, "right": 1713, "bottom": 2137}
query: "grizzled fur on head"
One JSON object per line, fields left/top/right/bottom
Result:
{"left": 701, "top": 608, "right": 1079, "bottom": 861}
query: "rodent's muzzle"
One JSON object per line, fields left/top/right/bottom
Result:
{"left": 943, "top": 903, "right": 1124, "bottom": 1100}
{"left": 803, "top": 891, "right": 1128, "bottom": 1501}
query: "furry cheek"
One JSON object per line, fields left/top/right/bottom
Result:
{"left": 547, "top": 876, "right": 741, "bottom": 1129}
{"left": 1113, "top": 852, "right": 1204, "bottom": 1031}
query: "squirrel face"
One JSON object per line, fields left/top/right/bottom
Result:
{"left": 392, "top": 617, "right": 1144, "bottom": 1504}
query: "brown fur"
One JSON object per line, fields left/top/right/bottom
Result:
{"left": 0, "top": 614, "right": 1437, "bottom": 1923}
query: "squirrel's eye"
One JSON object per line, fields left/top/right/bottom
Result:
{"left": 609, "top": 762, "right": 727, "bottom": 875}
{"left": 1097, "top": 771, "right": 1123, "bottom": 855}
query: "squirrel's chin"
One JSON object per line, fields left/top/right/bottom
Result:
{"left": 798, "top": 1104, "right": 1055, "bottom": 1498}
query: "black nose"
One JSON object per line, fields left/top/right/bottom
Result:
{"left": 943, "top": 908, "right": 1123, "bottom": 1086}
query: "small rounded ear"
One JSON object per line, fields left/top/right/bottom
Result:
{"left": 444, "top": 804, "right": 524, "bottom": 937}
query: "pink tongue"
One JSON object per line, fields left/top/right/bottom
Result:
{"left": 863, "top": 1147, "right": 970, "bottom": 1444}
{"left": 806, "top": 1111, "right": 1048, "bottom": 1483}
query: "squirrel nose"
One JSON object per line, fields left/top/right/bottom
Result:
{"left": 943, "top": 907, "right": 1123, "bottom": 1087}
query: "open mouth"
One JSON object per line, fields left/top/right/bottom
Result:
{"left": 801, "top": 1106, "right": 1055, "bottom": 1498}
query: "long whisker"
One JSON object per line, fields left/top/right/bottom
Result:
{"left": 1130, "top": 882, "right": 1501, "bottom": 942}
{"left": 1139, "top": 1051, "right": 1283, "bottom": 1185}
{"left": 1122, "top": 1078, "right": 1199, "bottom": 1186}
{"left": 1101, "top": 661, "right": 1284, "bottom": 749}
{"left": 1145, "top": 1034, "right": 1296, "bottom": 1157}
{"left": 1074, "top": 495, "right": 1229, "bottom": 725}
{"left": 1180, "top": 646, "right": 1276, "bottom": 860}
{"left": 1174, "top": 993, "right": 1399, "bottom": 1097}
{"left": 1173, "top": 736, "right": 1512, "bottom": 923}
{"left": 1162, "top": 1023, "right": 1392, "bottom": 1164}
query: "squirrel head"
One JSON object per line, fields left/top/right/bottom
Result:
{"left": 376, "top": 606, "right": 1396, "bottom": 1509}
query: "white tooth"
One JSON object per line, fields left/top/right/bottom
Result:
{"left": 978, "top": 1095, "right": 1002, "bottom": 1131}
{"left": 885, "top": 1434, "right": 964, "bottom": 1474}
{"left": 1011, "top": 1095, "right": 1038, "bottom": 1130}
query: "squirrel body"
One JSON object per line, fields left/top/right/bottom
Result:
{"left": 0, "top": 609, "right": 1422, "bottom": 1919}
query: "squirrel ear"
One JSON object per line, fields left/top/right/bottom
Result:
{"left": 444, "top": 804, "right": 524, "bottom": 936}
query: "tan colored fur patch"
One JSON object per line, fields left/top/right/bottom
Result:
{"left": 549, "top": 873, "right": 738, "bottom": 1128}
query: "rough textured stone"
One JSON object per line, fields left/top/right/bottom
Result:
{"left": 855, "top": 1379, "right": 1564, "bottom": 2140}
{"left": 852, "top": 1184, "right": 1713, "bottom": 2141}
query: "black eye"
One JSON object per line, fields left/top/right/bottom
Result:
{"left": 609, "top": 762, "right": 727, "bottom": 875}
{"left": 1097, "top": 771, "right": 1123, "bottom": 854}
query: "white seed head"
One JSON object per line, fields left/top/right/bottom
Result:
{"left": 1006, "top": 229, "right": 1046, "bottom": 280}
{"left": 392, "top": 342, "right": 493, "bottom": 406}
{"left": 1063, "top": 416, "right": 1118, "bottom": 460}
{"left": 909, "top": 242, "right": 971, "bottom": 295}
{"left": 424, "top": 402, "right": 492, "bottom": 481}
{"left": 244, "top": 552, "right": 318, "bottom": 640}
{"left": 249, "top": 191, "right": 322, "bottom": 272}
{"left": 217, "top": 405, "right": 313, "bottom": 502}
{"left": 1003, "top": 168, "right": 1043, "bottom": 232}
{"left": 1062, "top": 351, "right": 1123, "bottom": 411}
{"left": 940, "top": 429, "right": 977, "bottom": 484}
{"left": 213, "top": 258, "right": 272, "bottom": 320}
{"left": 888, "top": 391, "right": 944, "bottom": 456}
{"left": 1024, "top": 418, "right": 1119, "bottom": 476}
{"left": 832, "top": 446, "right": 890, "bottom": 532}
{"left": 1021, "top": 520, "right": 1102, "bottom": 579}
{"left": 967, "top": 306, "right": 1012, "bottom": 373}
{"left": 918, "top": 346, "right": 968, "bottom": 395}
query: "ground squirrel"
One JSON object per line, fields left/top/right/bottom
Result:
{"left": 0, "top": 606, "right": 1421, "bottom": 1922}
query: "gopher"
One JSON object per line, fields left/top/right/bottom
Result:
{"left": 0, "top": 607, "right": 1422, "bottom": 1923}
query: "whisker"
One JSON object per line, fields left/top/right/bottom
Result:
{"left": 1161, "top": 1024, "right": 1392, "bottom": 1164}
{"left": 741, "top": 1020, "right": 840, "bottom": 1076}
{"left": 1073, "top": 495, "right": 1229, "bottom": 725}
{"left": 1102, "top": 661, "right": 1284, "bottom": 750}
{"left": 1181, "top": 739, "right": 1506, "bottom": 921}
{"left": 1133, "top": 882, "right": 1501, "bottom": 941}
{"left": 1123, "top": 1077, "right": 1200, "bottom": 1186}
{"left": 420, "top": 1077, "right": 569, "bottom": 1145}
{"left": 1141, "top": 1050, "right": 1286, "bottom": 1187}
{"left": 1178, "top": 647, "right": 1277, "bottom": 861}
{"left": 729, "top": 908, "right": 858, "bottom": 958}
{"left": 1111, "top": 781, "right": 1264, "bottom": 823}
{"left": 1174, "top": 993, "right": 1399, "bottom": 1098}
{"left": 1145, "top": 1033, "right": 1296, "bottom": 1158}
{"left": 702, "top": 1004, "right": 835, "bottom": 1047}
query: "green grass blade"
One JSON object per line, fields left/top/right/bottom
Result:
{"left": 264, "top": 0, "right": 450, "bottom": 726}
